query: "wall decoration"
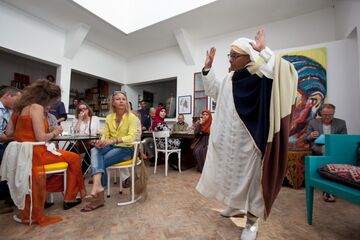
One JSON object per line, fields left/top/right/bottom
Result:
{"left": 178, "top": 95, "right": 191, "bottom": 114}
{"left": 282, "top": 47, "right": 327, "bottom": 148}
{"left": 209, "top": 98, "right": 216, "bottom": 113}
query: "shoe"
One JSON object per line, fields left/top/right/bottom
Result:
{"left": 44, "top": 201, "right": 54, "bottom": 209}
{"left": 122, "top": 177, "right": 131, "bottom": 188}
{"left": 323, "top": 192, "right": 336, "bottom": 202}
{"left": 220, "top": 207, "right": 246, "bottom": 217}
{"left": 240, "top": 221, "right": 258, "bottom": 240}
{"left": 63, "top": 199, "right": 82, "bottom": 210}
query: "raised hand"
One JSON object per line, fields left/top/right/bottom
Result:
{"left": 204, "top": 47, "right": 216, "bottom": 69}
{"left": 250, "top": 29, "right": 266, "bottom": 52}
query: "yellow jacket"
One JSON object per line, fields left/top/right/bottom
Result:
{"left": 101, "top": 112, "right": 138, "bottom": 147}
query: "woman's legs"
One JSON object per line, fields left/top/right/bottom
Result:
{"left": 45, "top": 150, "right": 84, "bottom": 202}
{"left": 90, "top": 145, "right": 134, "bottom": 194}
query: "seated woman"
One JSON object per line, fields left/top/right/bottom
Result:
{"left": 8, "top": 79, "right": 85, "bottom": 226}
{"left": 188, "top": 116, "right": 200, "bottom": 133}
{"left": 151, "top": 107, "right": 180, "bottom": 150}
{"left": 192, "top": 110, "right": 212, "bottom": 172}
{"left": 70, "top": 102, "right": 100, "bottom": 173}
{"left": 81, "top": 91, "right": 138, "bottom": 212}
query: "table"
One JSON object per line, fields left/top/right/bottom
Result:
{"left": 142, "top": 131, "right": 196, "bottom": 170}
{"left": 53, "top": 134, "right": 99, "bottom": 175}
{"left": 286, "top": 147, "right": 312, "bottom": 189}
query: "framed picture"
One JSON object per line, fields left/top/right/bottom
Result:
{"left": 178, "top": 95, "right": 192, "bottom": 114}
{"left": 209, "top": 98, "right": 216, "bottom": 112}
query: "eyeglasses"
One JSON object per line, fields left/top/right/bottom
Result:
{"left": 79, "top": 107, "right": 87, "bottom": 111}
{"left": 227, "top": 53, "right": 248, "bottom": 60}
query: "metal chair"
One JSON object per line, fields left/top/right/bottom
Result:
{"left": 106, "top": 141, "right": 143, "bottom": 206}
{"left": 152, "top": 131, "right": 181, "bottom": 176}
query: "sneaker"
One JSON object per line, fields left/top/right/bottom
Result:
{"left": 240, "top": 221, "right": 258, "bottom": 240}
{"left": 220, "top": 207, "right": 246, "bottom": 217}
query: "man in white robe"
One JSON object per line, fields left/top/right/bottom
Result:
{"left": 196, "top": 30, "right": 298, "bottom": 240}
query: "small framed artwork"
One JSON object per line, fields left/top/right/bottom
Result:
{"left": 209, "top": 98, "right": 216, "bottom": 112}
{"left": 178, "top": 95, "right": 192, "bottom": 114}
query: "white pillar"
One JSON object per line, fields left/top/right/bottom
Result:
{"left": 56, "top": 63, "right": 71, "bottom": 112}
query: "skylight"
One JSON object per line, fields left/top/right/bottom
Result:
{"left": 72, "top": 0, "right": 216, "bottom": 34}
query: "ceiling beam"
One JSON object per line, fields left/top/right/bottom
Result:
{"left": 64, "top": 23, "right": 90, "bottom": 59}
{"left": 173, "top": 28, "right": 195, "bottom": 65}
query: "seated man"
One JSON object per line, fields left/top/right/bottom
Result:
{"left": 304, "top": 103, "right": 347, "bottom": 202}
{"left": 172, "top": 114, "right": 189, "bottom": 132}
{"left": 0, "top": 86, "right": 21, "bottom": 214}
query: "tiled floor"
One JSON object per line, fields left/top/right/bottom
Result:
{"left": 0, "top": 164, "right": 359, "bottom": 240}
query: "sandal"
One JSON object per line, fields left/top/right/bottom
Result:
{"left": 80, "top": 202, "right": 104, "bottom": 212}
{"left": 84, "top": 190, "right": 104, "bottom": 203}
{"left": 323, "top": 192, "right": 336, "bottom": 202}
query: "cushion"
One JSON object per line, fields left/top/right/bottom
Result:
{"left": 318, "top": 164, "right": 360, "bottom": 190}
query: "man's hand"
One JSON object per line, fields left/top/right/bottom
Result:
{"left": 250, "top": 29, "right": 266, "bottom": 52}
{"left": 309, "top": 131, "right": 320, "bottom": 140}
{"left": 204, "top": 47, "right": 216, "bottom": 69}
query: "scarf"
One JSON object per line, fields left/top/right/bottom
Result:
{"left": 200, "top": 110, "right": 212, "bottom": 134}
{"left": 151, "top": 107, "right": 166, "bottom": 130}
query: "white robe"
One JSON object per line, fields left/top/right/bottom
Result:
{"left": 196, "top": 48, "right": 276, "bottom": 218}
{"left": 195, "top": 69, "right": 266, "bottom": 217}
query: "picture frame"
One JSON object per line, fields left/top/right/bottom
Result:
{"left": 209, "top": 98, "right": 216, "bottom": 112}
{"left": 178, "top": 95, "right": 192, "bottom": 114}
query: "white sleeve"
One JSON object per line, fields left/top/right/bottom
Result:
{"left": 202, "top": 68, "right": 221, "bottom": 101}
{"left": 259, "top": 47, "right": 275, "bottom": 79}
{"left": 91, "top": 116, "right": 101, "bottom": 135}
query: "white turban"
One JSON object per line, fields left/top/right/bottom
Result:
{"left": 230, "top": 38, "right": 259, "bottom": 63}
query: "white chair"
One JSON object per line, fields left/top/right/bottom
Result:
{"left": 2, "top": 142, "right": 67, "bottom": 225}
{"left": 106, "top": 141, "right": 143, "bottom": 206}
{"left": 152, "top": 131, "right": 181, "bottom": 176}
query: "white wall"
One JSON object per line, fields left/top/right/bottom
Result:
{"left": 335, "top": 0, "right": 360, "bottom": 40}
{"left": 0, "top": 1, "right": 127, "bottom": 109}
{"left": 126, "top": 7, "right": 338, "bottom": 125}
{"left": 0, "top": 49, "right": 57, "bottom": 86}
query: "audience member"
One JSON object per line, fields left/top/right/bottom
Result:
{"left": 46, "top": 75, "right": 68, "bottom": 125}
{"left": 191, "top": 110, "right": 212, "bottom": 172}
{"left": 172, "top": 114, "right": 189, "bottom": 132}
{"left": 188, "top": 116, "right": 200, "bottom": 133}
{"left": 137, "top": 100, "right": 149, "bottom": 130}
{"left": 69, "top": 98, "right": 79, "bottom": 111}
{"left": 304, "top": 103, "right": 347, "bottom": 202}
{"left": 70, "top": 102, "right": 100, "bottom": 173}
{"left": 0, "top": 86, "right": 21, "bottom": 215}
{"left": 151, "top": 107, "right": 180, "bottom": 150}
{"left": 81, "top": 90, "right": 138, "bottom": 212}
{"left": 8, "top": 79, "right": 85, "bottom": 225}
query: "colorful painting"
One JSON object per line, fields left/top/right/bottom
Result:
{"left": 282, "top": 48, "right": 327, "bottom": 148}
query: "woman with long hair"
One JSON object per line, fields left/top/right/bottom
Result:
{"left": 81, "top": 91, "right": 138, "bottom": 212}
{"left": 8, "top": 79, "right": 85, "bottom": 226}
{"left": 192, "top": 110, "right": 212, "bottom": 172}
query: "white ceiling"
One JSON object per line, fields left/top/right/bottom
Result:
{"left": 2, "top": 0, "right": 335, "bottom": 58}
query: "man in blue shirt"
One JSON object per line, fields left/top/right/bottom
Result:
{"left": 0, "top": 86, "right": 21, "bottom": 214}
